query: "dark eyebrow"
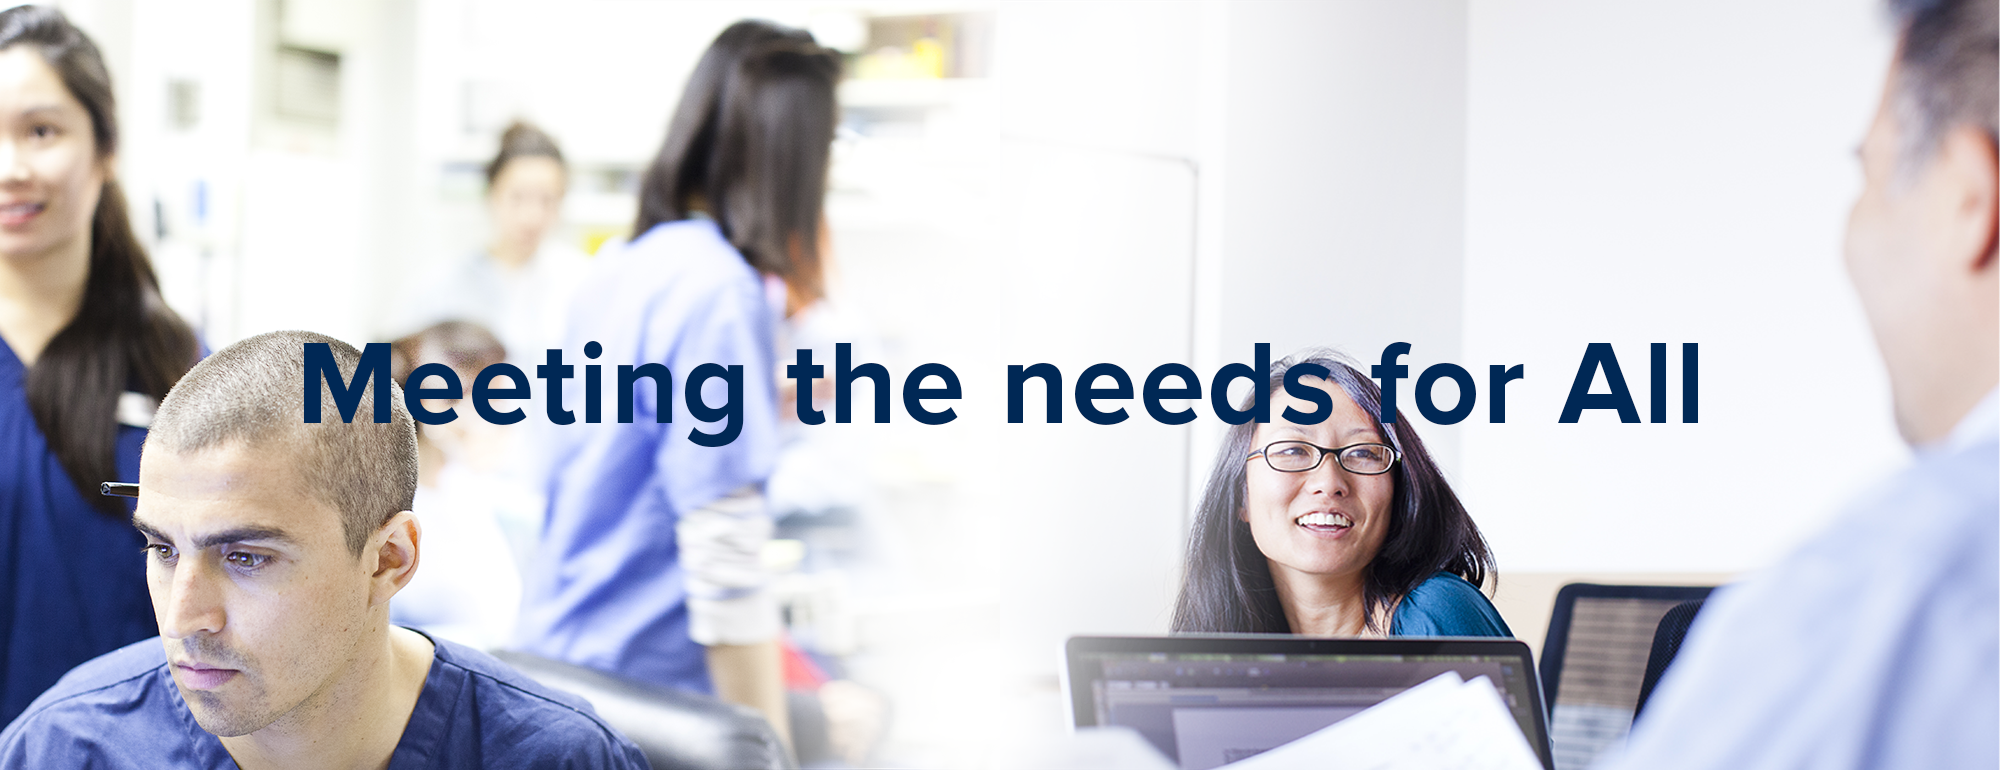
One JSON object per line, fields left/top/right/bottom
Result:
{"left": 130, "top": 517, "right": 164, "bottom": 543}
{"left": 192, "top": 527, "right": 297, "bottom": 549}
{"left": 129, "top": 516, "right": 298, "bottom": 550}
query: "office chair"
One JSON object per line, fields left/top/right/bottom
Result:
{"left": 1632, "top": 599, "right": 1705, "bottom": 720}
{"left": 1538, "top": 584, "right": 1714, "bottom": 770}
{"left": 492, "top": 651, "right": 795, "bottom": 770}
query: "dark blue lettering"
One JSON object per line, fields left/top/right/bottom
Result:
{"left": 903, "top": 363, "right": 961, "bottom": 425}
{"left": 686, "top": 364, "right": 743, "bottom": 447}
{"left": 1142, "top": 364, "right": 1200, "bottom": 425}
{"left": 1076, "top": 363, "right": 1134, "bottom": 425}
{"left": 1560, "top": 343, "right": 1640, "bottom": 423}
{"left": 471, "top": 364, "right": 529, "bottom": 425}
{"left": 1211, "top": 343, "right": 1272, "bottom": 425}
{"left": 1371, "top": 342, "right": 1411, "bottom": 424}
{"left": 1280, "top": 363, "right": 1332, "bottom": 424}
{"left": 835, "top": 343, "right": 889, "bottom": 424}
{"left": 404, "top": 363, "right": 460, "bottom": 425}
{"left": 1008, "top": 364, "right": 1062, "bottom": 424}
{"left": 1415, "top": 363, "right": 1476, "bottom": 425}
{"left": 303, "top": 342, "right": 392, "bottom": 424}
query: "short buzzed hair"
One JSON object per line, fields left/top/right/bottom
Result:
{"left": 148, "top": 331, "right": 418, "bottom": 556}
{"left": 1889, "top": 0, "right": 1998, "bottom": 169}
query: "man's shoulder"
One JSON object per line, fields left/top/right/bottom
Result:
{"left": 1607, "top": 438, "right": 1998, "bottom": 770}
{"left": 1728, "top": 436, "right": 1995, "bottom": 642}
{"left": 433, "top": 638, "right": 598, "bottom": 712}
{"left": 11, "top": 637, "right": 169, "bottom": 721}
{"left": 0, "top": 638, "right": 218, "bottom": 766}
{"left": 1797, "top": 437, "right": 1996, "bottom": 570}
{"left": 423, "top": 639, "right": 647, "bottom": 766}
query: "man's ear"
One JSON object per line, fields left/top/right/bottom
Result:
{"left": 367, "top": 511, "right": 421, "bottom": 606}
{"left": 1937, "top": 125, "right": 1999, "bottom": 274}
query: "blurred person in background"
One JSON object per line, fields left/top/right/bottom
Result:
{"left": 1598, "top": 0, "right": 1996, "bottom": 767}
{"left": 395, "top": 120, "right": 587, "bottom": 359}
{"left": 1173, "top": 349, "right": 1509, "bottom": 638}
{"left": 513, "top": 20, "right": 840, "bottom": 750}
{"left": 388, "top": 321, "right": 534, "bottom": 650}
{"left": 0, "top": 6, "right": 199, "bottom": 723}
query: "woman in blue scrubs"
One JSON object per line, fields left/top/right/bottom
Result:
{"left": 0, "top": 7, "right": 199, "bottom": 722}
{"left": 1173, "top": 349, "right": 1511, "bottom": 637}
{"left": 514, "top": 21, "right": 840, "bottom": 747}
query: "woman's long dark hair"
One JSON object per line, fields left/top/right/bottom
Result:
{"left": 0, "top": 6, "right": 199, "bottom": 514}
{"left": 1171, "top": 348, "right": 1495, "bottom": 634}
{"left": 631, "top": 20, "right": 840, "bottom": 303}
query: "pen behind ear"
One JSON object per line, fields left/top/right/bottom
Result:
{"left": 100, "top": 482, "right": 138, "bottom": 498}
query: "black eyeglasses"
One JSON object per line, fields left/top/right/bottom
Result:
{"left": 101, "top": 482, "right": 138, "bottom": 498}
{"left": 1247, "top": 441, "right": 1400, "bottom": 475}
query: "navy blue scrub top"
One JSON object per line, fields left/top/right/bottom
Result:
{"left": 0, "top": 337, "right": 155, "bottom": 725}
{"left": 0, "top": 633, "right": 649, "bottom": 768}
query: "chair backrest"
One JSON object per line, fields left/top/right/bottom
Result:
{"left": 1632, "top": 599, "right": 1705, "bottom": 720}
{"left": 1538, "top": 584, "right": 1714, "bottom": 770}
{"left": 491, "top": 650, "right": 794, "bottom": 770}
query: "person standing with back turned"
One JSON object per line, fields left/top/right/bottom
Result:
{"left": 513, "top": 21, "right": 841, "bottom": 750}
{"left": 1597, "top": 0, "right": 1997, "bottom": 767}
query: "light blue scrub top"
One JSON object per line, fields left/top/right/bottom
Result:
{"left": 513, "top": 219, "right": 779, "bottom": 695}
{"left": 1596, "top": 391, "right": 1998, "bottom": 770}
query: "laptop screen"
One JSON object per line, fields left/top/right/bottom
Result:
{"left": 1065, "top": 636, "right": 1553, "bottom": 770}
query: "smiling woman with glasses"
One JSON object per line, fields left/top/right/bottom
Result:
{"left": 1172, "top": 348, "right": 1510, "bottom": 638}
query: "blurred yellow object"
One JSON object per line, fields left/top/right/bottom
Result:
{"left": 854, "top": 37, "right": 945, "bottom": 81}
{"left": 580, "top": 226, "right": 625, "bottom": 256}
{"left": 911, "top": 37, "right": 944, "bottom": 79}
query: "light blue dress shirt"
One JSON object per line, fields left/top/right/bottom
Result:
{"left": 512, "top": 219, "right": 779, "bottom": 695}
{"left": 1598, "top": 390, "right": 1998, "bottom": 770}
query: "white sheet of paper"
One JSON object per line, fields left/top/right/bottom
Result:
{"left": 1218, "top": 671, "right": 1545, "bottom": 770}
{"left": 1012, "top": 726, "right": 1179, "bottom": 770}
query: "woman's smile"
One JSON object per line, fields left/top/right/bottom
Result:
{"left": 1295, "top": 510, "right": 1354, "bottom": 535}
{"left": 0, "top": 200, "right": 44, "bottom": 228}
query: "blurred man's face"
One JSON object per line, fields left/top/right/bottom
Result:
{"left": 1843, "top": 60, "right": 1974, "bottom": 443}
{"left": 133, "top": 440, "right": 376, "bottom": 737}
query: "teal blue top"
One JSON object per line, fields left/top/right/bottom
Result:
{"left": 1388, "top": 573, "right": 1513, "bottom": 637}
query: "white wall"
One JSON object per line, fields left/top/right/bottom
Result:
{"left": 1459, "top": 0, "right": 1903, "bottom": 573}
{"left": 1212, "top": 0, "right": 1472, "bottom": 477}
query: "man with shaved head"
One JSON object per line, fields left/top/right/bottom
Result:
{"left": 0, "top": 331, "right": 645, "bottom": 768}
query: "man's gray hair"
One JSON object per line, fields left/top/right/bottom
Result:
{"left": 148, "top": 330, "right": 418, "bottom": 556}
{"left": 1889, "top": 0, "right": 1998, "bottom": 171}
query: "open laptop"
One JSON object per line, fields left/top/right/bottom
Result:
{"left": 1064, "top": 635, "right": 1555, "bottom": 770}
